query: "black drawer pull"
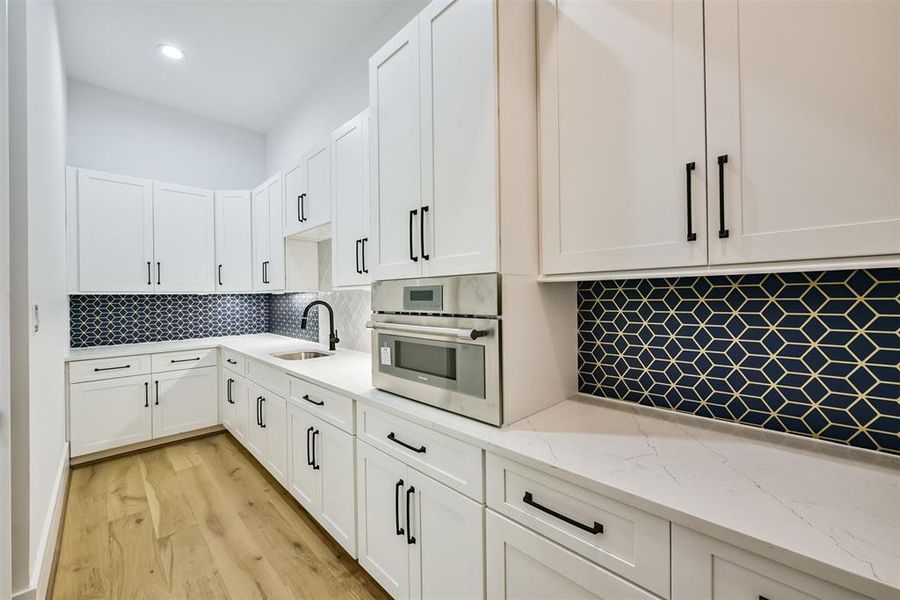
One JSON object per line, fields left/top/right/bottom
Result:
{"left": 170, "top": 357, "right": 201, "bottom": 363}
{"left": 93, "top": 364, "right": 130, "bottom": 372}
{"left": 406, "top": 486, "right": 416, "bottom": 544}
{"left": 717, "top": 154, "right": 729, "bottom": 239}
{"left": 302, "top": 393, "right": 324, "bottom": 406}
{"left": 387, "top": 432, "right": 426, "bottom": 454}
{"left": 685, "top": 162, "right": 697, "bottom": 242}
{"left": 395, "top": 479, "right": 405, "bottom": 536}
{"left": 523, "top": 492, "right": 603, "bottom": 535}
{"left": 226, "top": 358, "right": 237, "bottom": 365}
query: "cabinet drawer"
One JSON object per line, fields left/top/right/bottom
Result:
{"left": 486, "top": 453, "right": 670, "bottom": 598}
{"left": 221, "top": 348, "right": 246, "bottom": 375}
{"left": 289, "top": 377, "right": 354, "bottom": 434}
{"left": 247, "top": 359, "right": 289, "bottom": 397}
{"left": 69, "top": 354, "right": 152, "bottom": 383}
{"left": 357, "top": 404, "right": 483, "bottom": 501}
{"left": 672, "top": 525, "right": 870, "bottom": 600}
{"left": 151, "top": 348, "right": 217, "bottom": 372}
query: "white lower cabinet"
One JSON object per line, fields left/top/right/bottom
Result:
{"left": 152, "top": 367, "right": 218, "bottom": 438}
{"left": 357, "top": 439, "right": 484, "bottom": 600}
{"left": 69, "top": 374, "right": 153, "bottom": 457}
{"left": 486, "top": 510, "right": 657, "bottom": 600}
{"left": 220, "top": 371, "right": 249, "bottom": 442}
{"left": 245, "top": 381, "right": 288, "bottom": 484}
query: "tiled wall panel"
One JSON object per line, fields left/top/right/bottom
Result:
{"left": 268, "top": 293, "right": 320, "bottom": 343}
{"left": 578, "top": 268, "right": 899, "bottom": 455}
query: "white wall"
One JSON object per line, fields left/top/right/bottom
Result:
{"left": 265, "top": 1, "right": 426, "bottom": 173}
{"left": 67, "top": 79, "right": 265, "bottom": 189}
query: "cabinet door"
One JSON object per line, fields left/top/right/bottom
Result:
{"left": 220, "top": 371, "right": 236, "bottom": 431}
{"left": 153, "top": 182, "right": 215, "bottom": 292}
{"left": 369, "top": 18, "right": 423, "bottom": 281}
{"left": 332, "top": 110, "right": 370, "bottom": 287}
{"left": 245, "top": 383, "right": 268, "bottom": 460}
{"left": 420, "top": 0, "right": 498, "bottom": 278}
{"left": 357, "top": 441, "right": 410, "bottom": 599}
{"left": 230, "top": 376, "right": 249, "bottom": 442}
{"left": 214, "top": 190, "right": 253, "bottom": 292}
{"left": 317, "top": 421, "right": 357, "bottom": 558}
{"left": 252, "top": 182, "right": 271, "bottom": 290}
{"left": 486, "top": 510, "right": 657, "bottom": 600}
{"left": 706, "top": 0, "right": 900, "bottom": 265}
{"left": 407, "top": 469, "right": 483, "bottom": 600}
{"left": 287, "top": 405, "right": 320, "bottom": 513}
{"left": 69, "top": 374, "right": 153, "bottom": 457}
{"left": 283, "top": 160, "right": 305, "bottom": 236}
{"left": 266, "top": 175, "right": 286, "bottom": 289}
{"left": 76, "top": 169, "right": 154, "bottom": 292}
{"left": 152, "top": 367, "right": 218, "bottom": 438}
{"left": 263, "top": 393, "right": 288, "bottom": 484}
{"left": 539, "top": 0, "right": 707, "bottom": 275}
{"left": 302, "top": 144, "right": 331, "bottom": 231}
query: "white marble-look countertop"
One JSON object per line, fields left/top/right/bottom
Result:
{"left": 67, "top": 334, "right": 900, "bottom": 598}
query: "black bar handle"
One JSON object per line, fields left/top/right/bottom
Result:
{"left": 147, "top": 262, "right": 152, "bottom": 285}
{"left": 226, "top": 358, "right": 237, "bottom": 365}
{"left": 299, "top": 193, "right": 307, "bottom": 222}
{"left": 523, "top": 492, "right": 603, "bottom": 534}
{"left": 355, "top": 239, "right": 362, "bottom": 274}
{"left": 395, "top": 479, "right": 405, "bottom": 536}
{"left": 361, "top": 238, "right": 368, "bottom": 274}
{"left": 170, "top": 357, "right": 201, "bottom": 364}
{"left": 420, "top": 206, "right": 430, "bottom": 260}
{"left": 302, "top": 393, "right": 324, "bottom": 407}
{"left": 409, "top": 209, "right": 418, "bottom": 262}
{"left": 406, "top": 486, "right": 416, "bottom": 544}
{"left": 306, "top": 426, "right": 314, "bottom": 466}
{"left": 144, "top": 381, "right": 149, "bottom": 408}
{"left": 260, "top": 397, "right": 266, "bottom": 428}
{"left": 93, "top": 364, "right": 130, "bottom": 372}
{"left": 218, "top": 264, "right": 223, "bottom": 286}
{"left": 256, "top": 396, "right": 262, "bottom": 426}
{"left": 311, "top": 429, "right": 320, "bottom": 470}
{"left": 262, "top": 261, "right": 269, "bottom": 284}
{"left": 227, "top": 378, "right": 233, "bottom": 404}
{"left": 388, "top": 432, "right": 426, "bottom": 454}
{"left": 297, "top": 194, "right": 303, "bottom": 223}
{"left": 156, "top": 262, "right": 161, "bottom": 285}
{"left": 685, "top": 162, "right": 697, "bottom": 242}
{"left": 717, "top": 154, "right": 729, "bottom": 239}
{"left": 154, "top": 380, "right": 159, "bottom": 406}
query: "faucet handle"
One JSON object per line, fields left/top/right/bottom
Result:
{"left": 333, "top": 329, "right": 340, "bottom": 343}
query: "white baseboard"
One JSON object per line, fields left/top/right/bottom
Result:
{"left": 30, "top": 442, "right": 69, "bottom": 600}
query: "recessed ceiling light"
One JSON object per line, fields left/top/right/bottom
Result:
{"left": 158, "top": 44, "right": 185, "bottom": 61}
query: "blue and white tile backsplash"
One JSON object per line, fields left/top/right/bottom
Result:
{"left": 578, "top": 268, "right": 899, "bottom": 455}
{"left": 269, "top": 293, "right": 320, "bottom": 342}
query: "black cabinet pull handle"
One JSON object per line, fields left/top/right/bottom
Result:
{"left": 262, "top": 261, "right": 269, "bottom": 284}
{"left": 361, "top": 237, "right": 368, "bottom": 273}
{"left": 395, "top": 479, "right": 405, "bottom": 536}
{"left": 406, "top": 486, "right": 416, "bottom": 544}
{"left": 420, "top": 206, "right": 429, "bottom": 260}
{"left": 302, "top": 393, "right": 324, "bottom": 406}
{"left": 299, "top": 193, "right": 307, "bottom": 222}
{"left": 355, "top": 239, "right": 362, "bottom": 274}
{"left": 259, "top": 397, "right": 266, "bottom": 428}
{"left": 227, "top": 378, "right": 234, "bottom": 404}
{"left": 408, "top": 209, "right": 418, "bottom": 262}
{"left": 717, "top": 154, "right": 729, "bottom": 239}
{"left": 297, "top": 194, "right": 303, "bottom": 223}
{"left": 226, "top": 358, "right": 237, "bottom": 365}
{"left": 170, "top": 357, "right": 201, "bottom": 363}
{"left": 306, "top": 426, "right": 314, "bottom": 466}
{"left": 147, "top": 262, "right": 152, "bottom": 285}
{"left": 154, "top": 380, "right": 159, "bottom": 406}
{"left": 759, "top": 596, "right": 770, "bottom": 600}
{"left": 256, "top": 396, "right": 262, "bottom": 426}
{"left": 311, "top": 429, "right": 320, "bottom": 470}
{"left": 156, "top": 262, "right": 161, "bottom": 285}
{"left": 523, "top": 492, "right": 603, "bottom": 534}
{"left": 218, "top": 264, "right": 223, "bottom": 286}
{"left": 685, "top": 162, "right": 697, "bottom": 242}
{"left": 144, "top": 381, "right": 149, "bottom": 408}
{"left": 387, "top": 432, "right": 426, "bottom": 454}
{"left": 93, "top": 364, "right": 130, "bottom": 372}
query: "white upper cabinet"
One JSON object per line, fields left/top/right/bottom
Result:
{"left": 284, "top": 143, "right": 332, "bottom": 239}
{"left": 214, "top": 190, "right": 253, "bottom": 292}
{"left": 705, "top": 0, "right": 900, "bottom": 265}
{"left": 369, "top": 18, "right": 424, "bottom": 282}
{"left": 252, "top": 173, "right": 285, "bottom": 291}
{"left": 152, "top": 182, "right": 215, "bottom": 292}
{"left": 419, "top": 0, "right": 498, "bottom": 278}
{"left": 75, "top": 169, "right": 154, "bottom": 292}
{"left": 539, "top": 0, "right": 707, "bottom": 275}
{"left": 283, "top": 160, "right": 305, "bottom": 237}
{"left": 331, "top": 110, "right": 371, "bottom": 288}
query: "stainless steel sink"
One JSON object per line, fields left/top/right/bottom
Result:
{"left": 272, "top": 351, "right": 329, "bottom": 361}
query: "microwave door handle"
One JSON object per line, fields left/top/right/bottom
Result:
{"left": 365, "top": 320, "right": 489, "bottom": 341}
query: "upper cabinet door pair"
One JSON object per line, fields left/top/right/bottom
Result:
{"left": 368, "top": 0, "right": 499, "bottom": 281}
{"left": 540, "top": 0, "right": 900, "bottom": 276}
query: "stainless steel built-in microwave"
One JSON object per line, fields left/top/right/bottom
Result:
{"left": 368, "top": 274, "right": 502, "bottom": 426}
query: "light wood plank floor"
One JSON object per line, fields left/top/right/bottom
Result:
{"left": 51, "top": 433, "right": 390, "bottom": 600}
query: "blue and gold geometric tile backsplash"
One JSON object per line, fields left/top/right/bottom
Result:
{"left": 578, "top": 268, "right": 899, "bottom": 455}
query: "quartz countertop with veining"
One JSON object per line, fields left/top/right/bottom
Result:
{"left": 67, "top": 333, "right": 900, "bottom": 598}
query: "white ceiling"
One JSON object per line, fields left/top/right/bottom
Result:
{"left": 58, "top": 0, "right": 421, "bottom": 132}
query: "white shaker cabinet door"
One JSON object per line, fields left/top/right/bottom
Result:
{"left": 263, "top": 393, "right": 288, "bottom": 484}
{"left": 539, "top": 0, "right": 707, "bottom": 275}
{"left": 76, "top": 169, "right": 155, "bottom": 292}
{"left": 283, "top": 160, "right": 305, "bottom": 237}
{"left": 419, "top": 0, "right": 498, "bottom": 278}
{"left": 706, "top": 0, "right": 900, "bottom": 265}
{"left": 369, "top": 17, "right": 423, "bottom": 282}
{"left": 316, "top": 420, "right": 357, "bottom": 558}
{"left": 302, "top": 144, "right": 331, "bottom": 232}
{"left": 214, "top": 190, "right": 253, "bottom": 292}
{"left": 69, "top": 375, "right": 153, "bottom": 457}
{"left": 252, "top": 173, "right": 284, "bottom": 291}
{"left": 245, "top": 383, "right": 268, "bottom": 461}
{"left": 152, "top": 181, "right": 215, "bottom": 292}
{"left": 287, "top": 404, "right": 320, "bottom": 513}
{"left": 151, "top": 367, "right": 218, "bottom": 438}
{"left": 332, "top": 110, "right": 371, "bottom": 288}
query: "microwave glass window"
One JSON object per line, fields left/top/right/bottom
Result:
{"left": 395, "top": 340, "right": 457, "bottom": 381}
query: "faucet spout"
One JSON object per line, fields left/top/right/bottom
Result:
{"left": 300, "top": 300, "right": 340, "bottom": 351}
